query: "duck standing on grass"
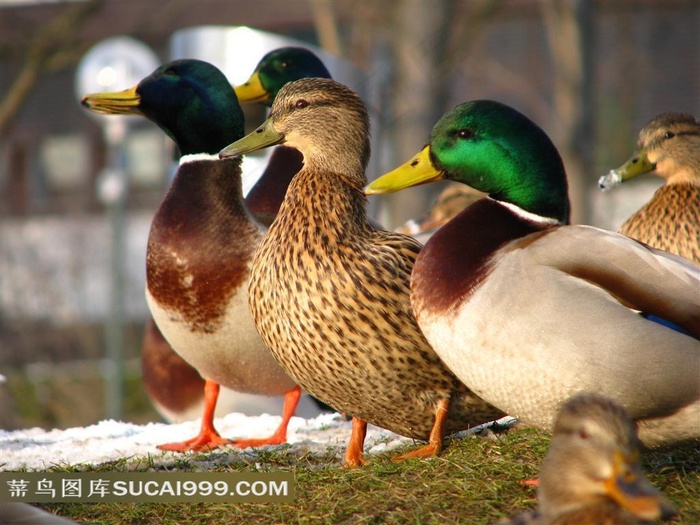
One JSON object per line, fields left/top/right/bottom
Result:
{"left": 135, "top": 47, "right": 333, "bottom": 424}
{"left": 599, "top": 112, "right": 700, "bottom": 265}
{"left": 220, "top": 78, "right": 504, "bottom": 467}
{"left": 498, "top": 393, "right": 677, "bottom": 525}
{"left": 365, "top": 100, "right": 700, "bottom": 450}
{"left": 82, "top": 59, "right": 304, "bottom": 452}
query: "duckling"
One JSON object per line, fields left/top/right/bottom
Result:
{"left": 499, "top": 393, "right": 677, "bottom": 525}
{"left": 365, "top": 100, "right": 700, "bottom": 450}
{"left": 82, "top": 59, "right": 303, "bottom": 451}
{"left": 220, "top": 78, "right": 504, "bottom": 467}
{"left": 599, "top": 112, "right": 700, "bottom": 264}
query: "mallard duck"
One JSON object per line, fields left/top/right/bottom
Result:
{"left": 599, "top": 112, "right": 700, "bottom": 265}
{"left": 140, "top": 317, "right": 207, "bottom": 422}
{"left": 82, "top": 59, "right": 303, "bottom": 451}
{"left": 219, "top": 78, "right": 504, "bottom": 467}
{"left": 499, "top": 393, "right": 677, "bottom": 524}
{"left": 365, "top": 100, "right": 700, "bottom": 449}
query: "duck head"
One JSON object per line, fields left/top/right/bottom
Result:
{"left": 221, "top": 78, "right": 370, "bottom": 182}
{"left": 234, "top": 47, "right": 331, "bottom": 107}
{"left": 365, "top": 100, "right": 570, "bottom": 223}
{"left": 538, "top": 393, "right": 677, "bottom": 522}
{"left": 82, "top": 59, "right": 244, "bottom": 155}
{"left": 600, "top": 112, "right": 700, "bottom": 189}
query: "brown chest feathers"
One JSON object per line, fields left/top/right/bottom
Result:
{"left": 147, "top": 158, "right": 263, "bottom": 333}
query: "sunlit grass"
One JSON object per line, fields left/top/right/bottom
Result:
{"left": 35, "top": 427, "right": 699, "bottom": 524}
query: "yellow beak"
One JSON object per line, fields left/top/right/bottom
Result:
{"left": 81, "top": 85, "right": 142, "bottom": 116}
{"left": 364, "top": 146, "right": 445, "bottom": 195}
{"left": 604, "top": 450, "right": 677, "bottom": 521}
{"left": 233, "top": 72, "right": 270, "bottom": 104}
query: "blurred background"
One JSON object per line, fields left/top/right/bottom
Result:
{"left": 1, "top": 0, "right": 698, "bottom": 431}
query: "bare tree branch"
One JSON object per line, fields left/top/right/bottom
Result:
{"left": 539, "top": 0, "right": 595, "bottom": 224}
{"left": 308, "top": 0, "right": 343, "bottom": 55}
{"left": 0, "top": 0, "right": 103, "bottom": 138}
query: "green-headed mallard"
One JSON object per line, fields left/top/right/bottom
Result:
{"left": 82, "top": 59, "right": 303, "bottom": 452}
{"left": 220, "top": 78, "right": 504, "bottom": 467}
{"left": 499, "top": 393, "right": 677, "bottom": 525}
{"left": 365, "top": 100, "right": 700, "bottom": 449}
{"left": 599, "top": 112, "right": 700, "bottom": 265}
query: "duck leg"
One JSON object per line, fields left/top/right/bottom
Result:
{"left": 344, "top": 417, "right": 369, "bottom": 467}
{"left": 233, "top": 385, "right": 302, "bottom": 448}
{"left": 157, "top": 379, "right": 231, "bottom": 452}
{"left": 395, "top": 398, "right": 449, "bottom": 461}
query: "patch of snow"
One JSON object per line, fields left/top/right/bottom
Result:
{"left": 0, "top": 413, "right": 418, "bottom": 471}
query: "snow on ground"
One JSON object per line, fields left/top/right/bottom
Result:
{"left": 0, "top": 412, "right": 417, "bottom": 472}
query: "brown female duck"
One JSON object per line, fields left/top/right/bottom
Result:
{"left": 220, "top": 78, "right": 503, "bottom": 467}
{"left": 499, "top": 393, "right": 677, "bottom": 525}
{"left": 599, "top": 112, "right": 699, "bottom": 264}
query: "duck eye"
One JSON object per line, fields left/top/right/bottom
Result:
{"left": 664, "top": 131, "right": 675, "bottom": 139}
{"left": 577, "top": 428, "right": 590, "bottom": 440}
{"left": 295, "top": 99, "right": 309, "bottom": 109}
{"left": 279, "top": 61, "right": 289, "bottom": 69}
{"left": 163, "top": 67, "right": 177, "bottom": 77}
{"left": 457, "top": 129, "right": 475, "bottom": 140}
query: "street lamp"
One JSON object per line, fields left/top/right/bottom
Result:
{"left": 75, "top": 36, "right": 159, "bottom": 421}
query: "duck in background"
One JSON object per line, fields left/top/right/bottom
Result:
{"left": 497, "top": 393, "right": 677, "bottom": 525}
{"left": 365, "top": 100, "right": 700, "bottom": 450}
{"left": 394, "top": 182, "right": 485, "bottom": 244}
{"left": 220, "top": 78, "right": 504, "bottom": 467}
{"left": 599, "top": 112, "right": 699, "bottom": 265}
{"left": 82, "top": 59, "right": 306, "bottom": 452}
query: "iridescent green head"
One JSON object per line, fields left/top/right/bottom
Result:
{"left": 366, "top": 100, "right": 570, "bottom": 223}
{"left": 82, "top": 59, "right": 244, "bottom": 155}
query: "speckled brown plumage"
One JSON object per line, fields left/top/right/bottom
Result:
{"left": 619, "top": 182, "right": 699, "bottom": 264}
{"left": 616, "top": 113, "right": 700, "bottom": 265}
{"left": 498, "top": 394, "right": 677, "bottom": 525}
{"left": 244, "top": 78, "right": 503, "bottom": 442}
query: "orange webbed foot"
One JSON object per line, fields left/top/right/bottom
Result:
{"left": 393, "top": 398, "right": 449, "bottom": 462}
{"left": 233, "top": 386, "right": 302, "bottom": 449}
{"left": 157, "top": 430, "right": 231, "bottom": 452}
{"left": 157, "top": 378, "right": 230, "bottom": 452}
{"left": 394, "top": 442, "right": 441, "bottom": 462}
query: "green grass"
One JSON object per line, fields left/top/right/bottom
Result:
{"left": 34, "top": 427, "right": 700, "bottom": 524}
